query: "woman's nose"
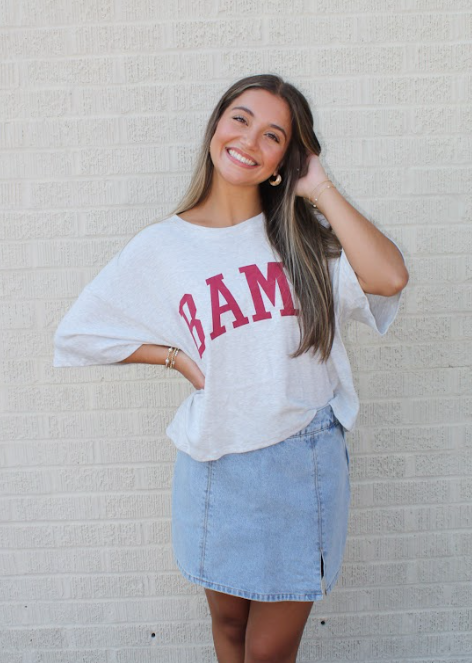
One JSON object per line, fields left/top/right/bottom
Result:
{"left": 241, "top": 129, "right": 258, "bottom": 148}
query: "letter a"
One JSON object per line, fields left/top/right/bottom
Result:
{"left": 206, "top": 274, "right": 249, "bottom": 340}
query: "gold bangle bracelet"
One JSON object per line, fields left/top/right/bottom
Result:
{"left": 170, "top": 348, "right": 180, "bottom": 369}
{"left": 165, "top": 346, "right": 174, "bottom": 369}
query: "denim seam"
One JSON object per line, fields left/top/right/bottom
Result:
{"left": 311, "top": 434, "right": 326, "bottom": 597}
{"left": 199, "top": 461, "right": 213, "bottom": 579}
{"left": 174, "top": 556, "right": 325, "bottom": 602}
{"left": 289, "top": 417, "right": 338, "bottom": 440}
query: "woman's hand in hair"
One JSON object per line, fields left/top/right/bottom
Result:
{"left": 173, "top": 350, "right": 206, "bottom": 391}
{"left": 294, "top": 153, "right": 330, "bottom": 202}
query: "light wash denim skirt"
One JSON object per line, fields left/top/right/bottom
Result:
{"left": 171, "top": 403, "right": 350, "bottom": 602}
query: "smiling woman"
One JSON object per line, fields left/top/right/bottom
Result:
{"left": 203, "top": 88, "right": 293, "bottom": 214}
{"left": 53, "top": 73, "right": 408, "bottom": 663}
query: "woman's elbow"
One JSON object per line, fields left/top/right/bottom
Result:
{"left": 390, "top": 267, "right": 409, "bottom": 296}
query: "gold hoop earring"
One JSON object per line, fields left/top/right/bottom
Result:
{"left": 269, "top": 173, "right": 282, "bottom": 186}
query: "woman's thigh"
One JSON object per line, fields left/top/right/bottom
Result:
{"left": 204, "top": 588, "right": 251, "bottom": 629}
{"left": 245, "top": 599, "right": 314, "bottom": 662}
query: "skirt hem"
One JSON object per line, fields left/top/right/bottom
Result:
{"left": 174, "top": 555, "right": 342, "bottom": 603}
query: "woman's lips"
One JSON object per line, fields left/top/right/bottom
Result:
{"left": 225, "top": 147, "right": 259, "bottom": 168}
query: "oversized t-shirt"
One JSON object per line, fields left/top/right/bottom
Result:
{"left": 53, "top": 211, "right": 404, "bottom": 461}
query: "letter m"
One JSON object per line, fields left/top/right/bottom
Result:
{"left": 239, "top": 262, "right": 299, "bottom": 322}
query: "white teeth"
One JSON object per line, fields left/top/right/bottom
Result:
{"left": 228, "top": 149, "right": 256, "bottom": 166}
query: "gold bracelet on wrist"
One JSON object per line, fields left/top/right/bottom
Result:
{"left": 308, "top": 179, "right": 331, "bottom": 199}
{"left": 165, "top": 346, "right": 174, "bottom": 369}
{"left": 311, "top": 182, "right": 336, "bottom": 209}
{"left": 170, "top": 348, "right": 180, "bottom": 369}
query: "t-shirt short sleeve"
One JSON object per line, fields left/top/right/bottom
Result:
{"left": 332, "top": 241, "right": 405, "bottom": 335}
{"left": 53, "top": 227, "right": 171, "bottom": 367}
{"left": 53, "top": 287, "right": 163, "bottom": 367}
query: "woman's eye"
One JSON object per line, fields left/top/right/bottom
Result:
{"left": 232, "top": 116, "right": 280, "bottom": 143}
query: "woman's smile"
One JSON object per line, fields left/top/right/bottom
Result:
{"left": 225, "top": 147, "right": 259, "bottom": 168}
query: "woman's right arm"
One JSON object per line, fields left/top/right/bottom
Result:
{"left": 119, "top": 344, "right": 205, "bottom": 390}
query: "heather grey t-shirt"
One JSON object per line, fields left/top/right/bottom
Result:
{"left": 53, "top": 212, "right": 403, "bottom": 461}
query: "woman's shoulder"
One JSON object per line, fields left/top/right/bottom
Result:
{"left": 105, "top": 214, "right": 181, "bottom": 273}
{"left": 121, "top": 213, "right": 180, "bottom": 248}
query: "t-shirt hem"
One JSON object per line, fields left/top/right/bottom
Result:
{"left": 167, "top": 408, "right": 320, "bottom": 462}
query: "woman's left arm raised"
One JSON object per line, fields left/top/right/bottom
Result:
{"left": 295, "top": 154, "right": 409, "bottom": 296}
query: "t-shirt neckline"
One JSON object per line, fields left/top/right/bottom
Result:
{"left": 172, "top": 211, "right": 264, "bottom": 232}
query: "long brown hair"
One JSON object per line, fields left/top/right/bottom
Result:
{"left": 172, "top": 74, "right": 342, "bottom": 361}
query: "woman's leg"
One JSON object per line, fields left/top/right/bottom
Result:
{"left": 204, "top": 588, "right": 251, "bottom": 663}
{"left": 244, "top": 600, "right": 314, "bottom": 663}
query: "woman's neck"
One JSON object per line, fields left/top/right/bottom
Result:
{"left": 185, "top": 179, "right": 262, "bottom": 228}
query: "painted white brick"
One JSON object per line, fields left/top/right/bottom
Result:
{"left": 121, "top": 53, "right": 213, "bottom": 84}
{"left": 348, "top": 340, "right": 472, "bottom": 371}
{"left": 302, "top": 0, "right": 398, "bottom": 12}
{"left": 74, "top": 23, "right": 169, "bottom": 55}
{"left": 18, "top": 0, "right": 114, "bottom": 26}
{"left": 4, "top": 384, "right": 88, "bottom": 413}
{"left": 412, "top": 104, "right": 471, "bottom": 135}
{"left": 80, "top": 209, "right": 167, "bottom": 236}
{"left": 1, "top": 359, "right": 38, "bottom": 385}
{"left": 0, "top": 27, "right": 71, "bottom": 59}
{"left": 0, "top": 89, "right": 74, "bottom": 120}
{"left": 416, "top": 225, "right": 472, "bottom": 254}
{"left": 0, "top": 330, "right": 54, "bottom": 359}
{"left": 0, "top": 118, "right": 121, "bottom": 149}
{"left": 36, "top": 238, "right": 126, "bottom": 268}
{"left": 360, "top": 136, "right": 471, "bottom": 167}
{"left": 120, "top": 0, "right": 218, "bottom": 21}
{"left": 44, "top": 409, "right": 172, "bottom": 440}
{"left": 80, "top": 84, "right": 170, "bottom": 115}
{"left": 414, "top": 43, "right": 471, "bottom": 73}
{"left": 0, "top": 302, "right": 35, "bottom": 329}
{"left": 0, "top": 182, "right": 22, "bottom": 207}
{"left": 25, "top": 58, "right": 116, "bottom": 87}
{"left": 77, "top": 146, "right": 171, "bottom": 176}
{"left": 409, "top": 0, "right": 471, "bottom": 8}
{"left": 0, "top": 0, "right": 18, "bottom": 25}
{"left": 0, "top": 61, "right": 18, "bottom": 88}
{"left": 0, "top": 242, "right": 33, "bottom": 270}
{"left": 0, "top": 211, "right": 77, "bottom": 240}
{"left": 370, "top": 425, "right": 465, "bottom": 455}
{"left": 267, "top": 16, "right": 358, "bottom": 45}
{"left": 170, "top": 82, "right": 228, "bottom": 112}
{"left": 0, "top": 439, "right": 95, "bottom": 468}
{"left": 90, "top": 381, "right": 192, "bottom": 410}
{"left": 1, "top": 271, "right": 85, "bottom": 300}
{"left": 169, "top": 19, "right": 262, "bottom": 49}
{"left": 0, "top": 151, "right": 74, "bottom": 179}
{"left": 97, "top": 436, "right": 176, "bottom": 464}
{"left": 218, "top": 0, "right": 304, "bottom": 13}
{"left": 365, "top": 74, "right": 458, "bottom": 104}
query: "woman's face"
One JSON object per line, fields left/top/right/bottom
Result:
{"left": 209, "top": 88, "right": 293, "bottom": 188}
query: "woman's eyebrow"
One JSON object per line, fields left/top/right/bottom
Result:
{"left": 230, "top": 105, "right": 287, "bottom": 140}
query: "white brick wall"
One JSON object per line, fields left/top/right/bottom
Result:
{"left": 1, "top": 1, "right": 471, "bottom": 661}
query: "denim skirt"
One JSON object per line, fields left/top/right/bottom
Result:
{"left": 171, "top": 403, "right": 351, "bottom": 602}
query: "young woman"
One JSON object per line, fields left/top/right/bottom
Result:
{"left": 54, "top": 74, "right": 409, "bottom": 663}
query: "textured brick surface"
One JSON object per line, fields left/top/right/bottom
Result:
{"left": 1, "top": 1, "right": 471, "bottom": 661}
